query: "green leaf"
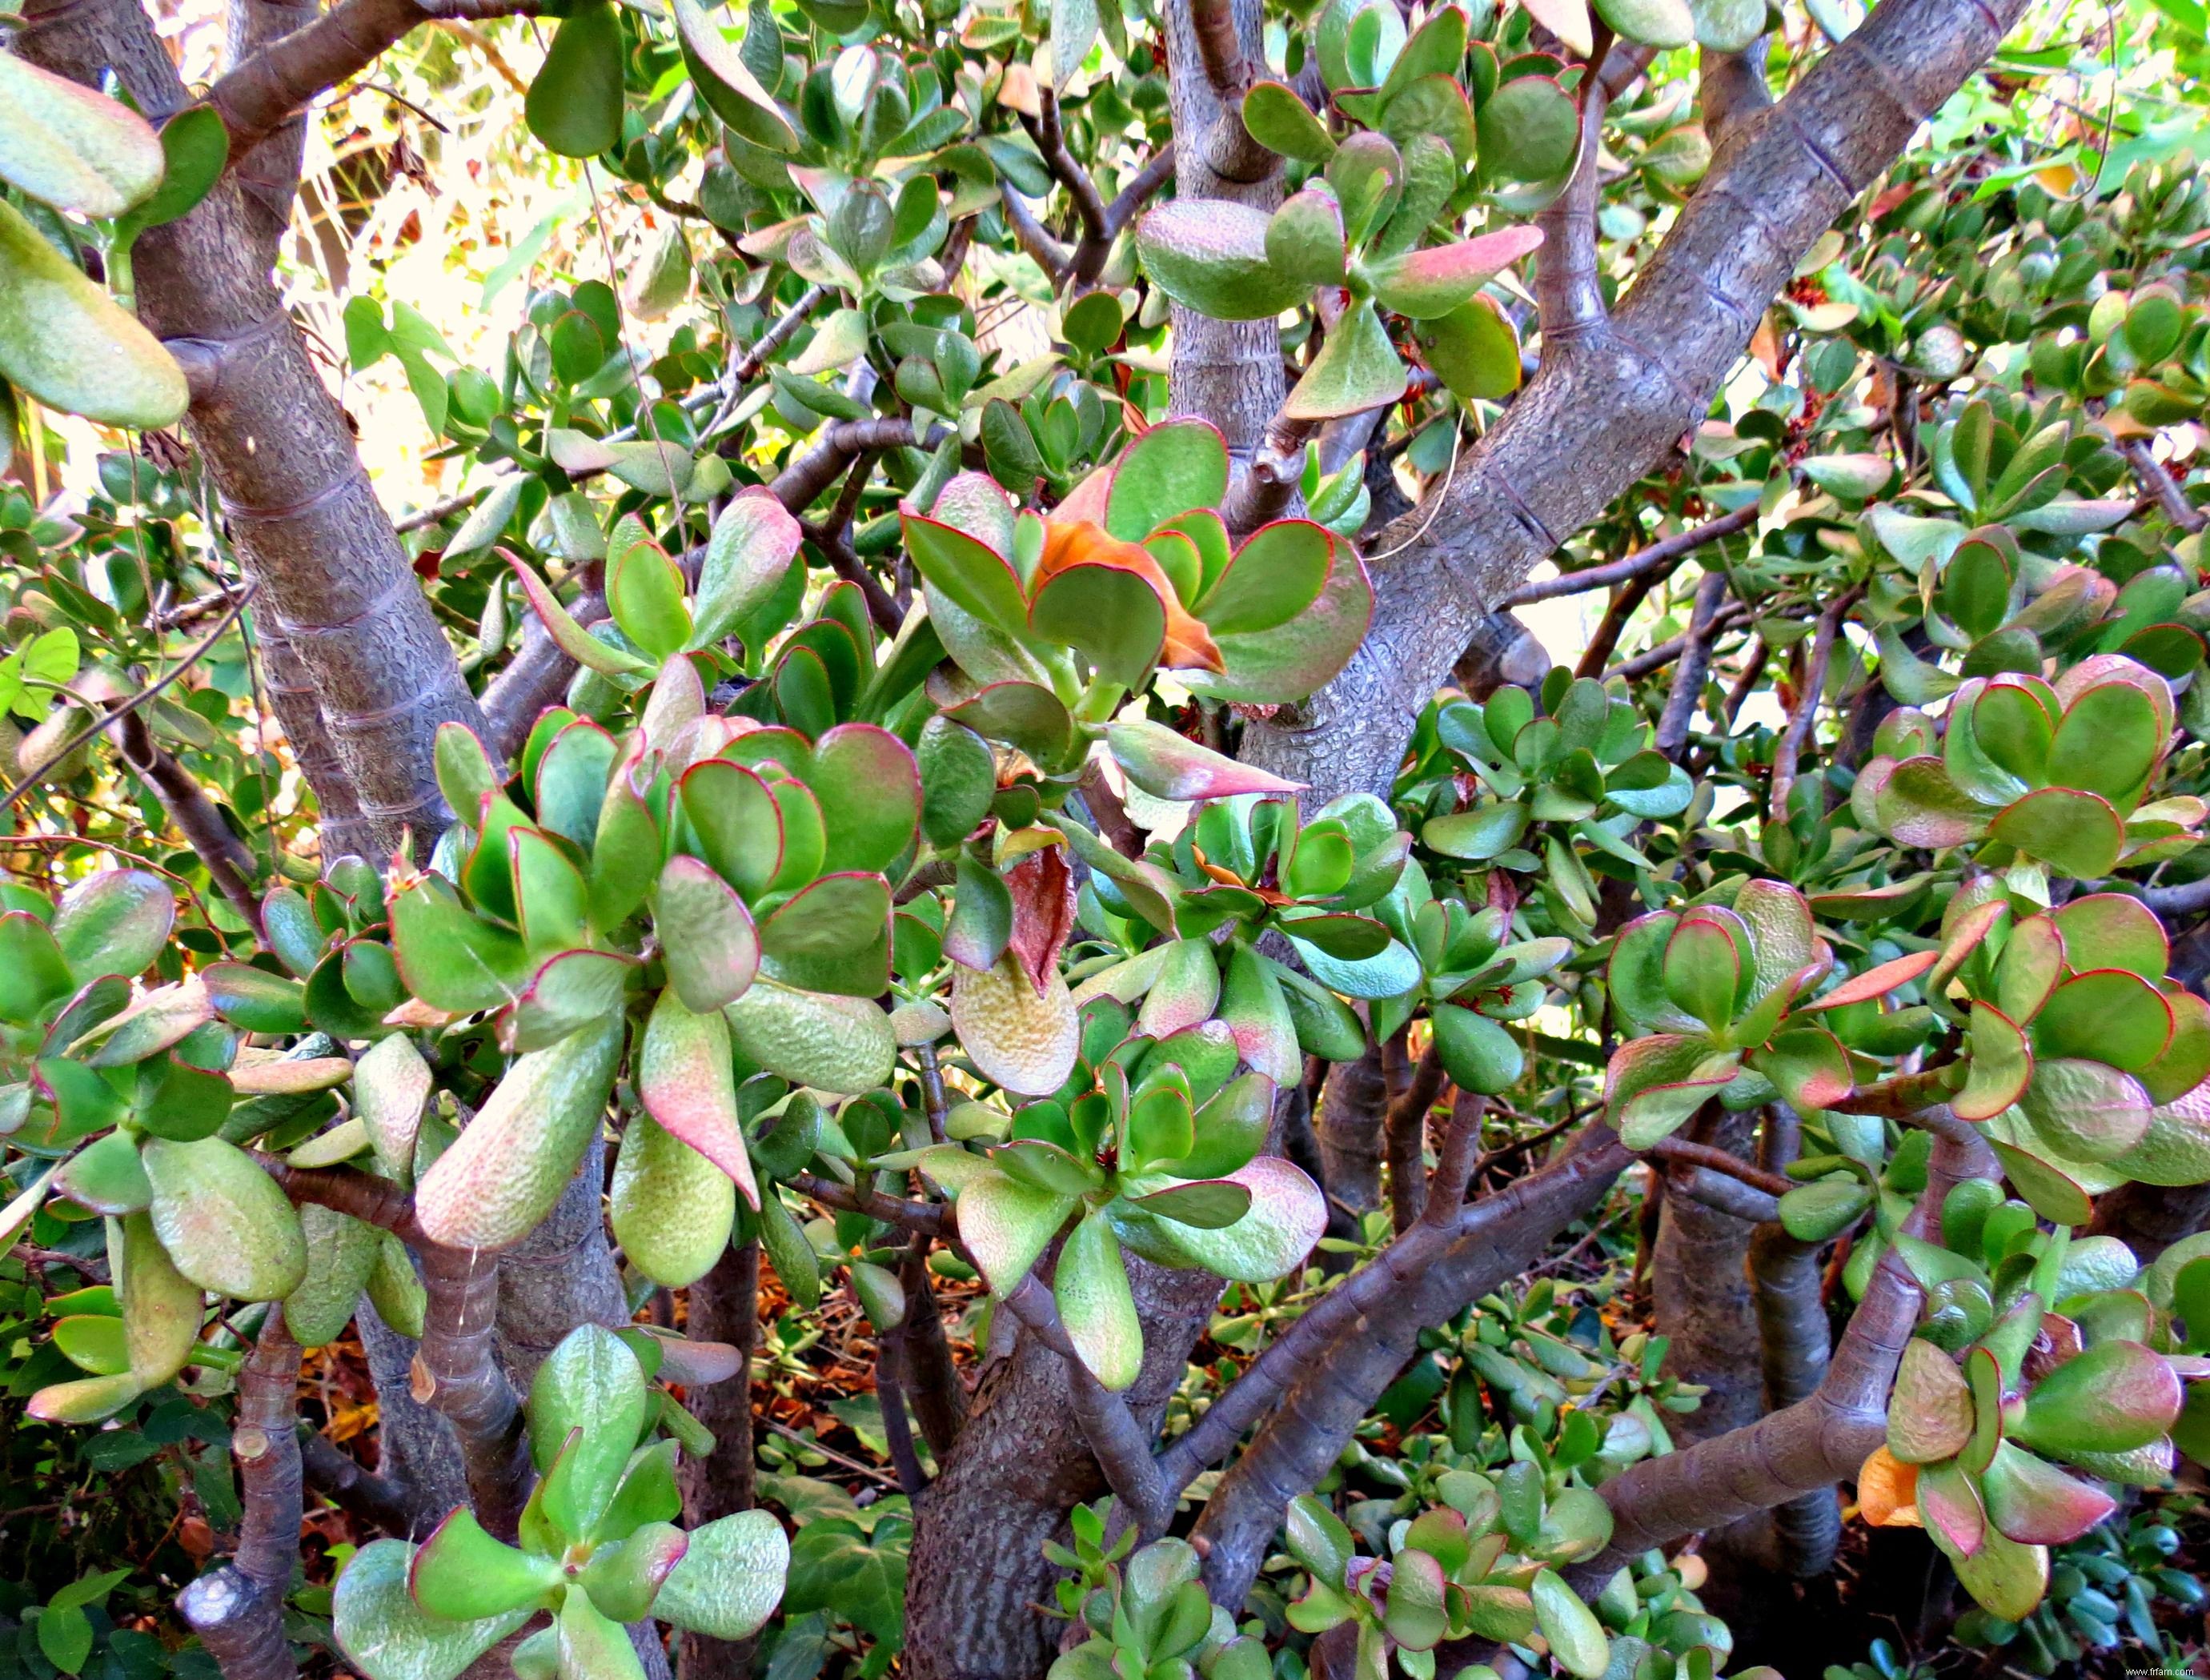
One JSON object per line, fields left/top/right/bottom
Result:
{"left": 608, "top": 542, "right": 692, "bottom": 661}
{"left": 142, "top": 1136, "right": 308, "bottom": 1301}
{"left": 1530, "top": 1569, "right": 1609, "bottom": 1679}
{"left": 408, "top": 1509, "right": 560, "bottom": 1621}
{"left": 1281, "top": 299, "right": 1406, "bottom": 421}
{"left": 527, "top": 0, "right": 626, "bottom": 157}
{"left": 956, "top": 1166, "right": 1075, "bottom": 1297}
{"left": 1988, "top": 786, "right": 2124, "bottom": 877}
{"left": 1056, "top": 1207, "right": 1142, "bottom": 1390}
{"left": 1431, "top": 1004, "right": 1522, "bottom": 1096}
{"left": 723, "top": 979, "right": 896, "bottom": 1094}
{"left": 284, "top": 1203, "right": 380, "bottom": 1347}
{"left": 0, "top": 54, "right": 163, "bottom": 218}
{"left": 674, "top": 0, "right": 798, "bottom": 150}
{"left": 413, "top": 1013, "right": 625, "bottom": 1249}
{"left": 1241, "top": 80, "right": 1337, "bottom": 162}
{"left": 1107, "top": 719, "right": 1302, "bottom": 801}
{"left": 1105, "top": 420, "right": 1231, "bottom": 543}
{"left": 1029, "top": 559, "right": 1167, "bottom": 688}
{"left": 1136, "top": 200, "right": 1309, "bottom": 322}
{"left": 1414, "top": 295, "right": 1522, "bottom": 402}
{"left": 1266, "top": 188, "right": 1349, "bottom": 289}
{"left": 1478, "top": 76, "right": 1579, "bottom": 184}
{"left": 54, "top": 870, "right": 174, "bottom": 984}
{"left": 335, "top": 1541, "right": 534, "bottom": 1680}
{"left": 529, "top": 1324, "right": 651, "bottom": 1539}
{"left": 555, "top": 1582, "right": 645, "bottom": 1680}
{"left": 645, "top": 1503, "right": 786, "bottom": 1635}
{"left": 1107, "top": 1156, "right": 1323, "bottom": 1281}
{"left": 1888, "top": 1337, "right": 1975, "bottom": 1463}
{"left": 114, "top": 106, "right": 230, "bottom": 238}
{"left": 2018, "top": 1057, "right": 2152, "bottom": 1164}
{"left": 2015, "top": 1338, "right": 2181, "bottom": 1457}
{"left": 656, "top": 856, "right": 762, "bottom": 1013}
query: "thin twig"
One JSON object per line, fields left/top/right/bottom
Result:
{"left": 2, "top": 582, "right": 260, "bottom": 812}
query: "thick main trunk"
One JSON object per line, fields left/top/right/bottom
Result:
{"left": 1239, "top": 0, "right": 2032, "bottom": 807}
{"left": 19, "top": 0, "right": 484, "bottom": 855}
{"left": 678, "top": 1242, "right": 760, "bottom": 1680}
{"left": 904, "top": 1255, "right": 1222, "bottom": 1680}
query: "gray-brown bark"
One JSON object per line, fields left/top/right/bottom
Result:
{"left": 903, "top": 1253, "right": 1222, "bottom": 1680}
{"left": 176, "top": 1315, "right": 303, "bottom": 1680}
{"left": 1240, "top": 0, "right": 2033, "bottom": 806}
{"left": 679, "top": 1242, "right": 760, "bottom": 1680}
{"left": 21, "top": 0, "right": 487, "bottom": 856}
{"left": 1316, "top": 1045, "right": 1387, "bottom": 1213}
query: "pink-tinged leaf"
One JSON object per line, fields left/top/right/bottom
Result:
{"left": 1875, "top": 756, "right": 1991, "bottom": 848}
{"left": 638, "top": 988, "right": 760, "bottom": 1209}
{"left": 656, "top": 856, "right": 761, "bottom": 1012}
{"left": 810, "top": 723, "right": 923, "bottom": 876}
{"left": 1978, "top": 1442, "right": 2118, "bottom": 1545}
{"left": 1751, "top": 1025, "right": 1854, "bottom": 1111}
{"left": 1930, "top": 895, "right": 2009, "bottom": 996}
{"left": 1604, "top": 1033, "right": 1739, "bottom": 1149}
{"left": 1955, "top": 1003, "right": 2032, "bottom": 1123}
{"left": 926, "top": 470, "right": 1018, "bottom": 553}
{"left": 1181, "top": 541, "right": 1374, "bottom": 708}
{"left": 1802, "top": 949, "right": 1939, "bottom": 1012}
{"left": 693, "top": 489, "right": 804, "bottom": 647}
{"left": 1888, "top": 1339, "right": 1975, "bottom": 1465}
{"left": 1918, "top": 1459, "right": 1987, "bottom": 1558}
{"left": 509, "top": 555, "right": 655, "bottom": 676}
{"left": 1364, "top": 226, "right": 1544, "bottom": 319}
{"left": 1005, "top": 848, "right": 1076, "bottom": 996}
{"left": 900, "top": 512, "right": 1032, "bottom": 639}
{"left": 1106, "top": 717, "right": 1305, "bottom": 802}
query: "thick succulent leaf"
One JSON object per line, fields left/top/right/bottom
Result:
{"left": 414, "top": 1014, "right": 624, "bottom": 1249}
{"left": 723, "top": 979, "right": 896, "bottom": 1094}
{"left": 407, "top": 1509, "right": 559, "bottom": 1621}
{"left": 527, "top": 0, "right": 625, "bottom": 158}
{"left": 284, "top": 1204, "right": 380, "bottom": 1348}
{"left": 1282, "top": 299, "right": 1406, "bottom": 421}
{"left": 2018, "top": 1057, "right": 2152, "bottom": 1164}
{"left": 115, "top": 1209, "right": 201, "bottom": 1383}
{"left": 1103, "top": 422, "right": 1231, "bottom": 543}
{"left": 1107, "top": 719, "right": 1302, "bottom": 801}
{"left": 1197, "top": 519, "right": 1334, "bottom": 637}
{"left": 1364, "top": 226, "right": 1543, "bottom": 319}
{"left": 1431, "top": 1004, "right": 1523, "bottom": 1096}
{"left": 1955, "top": 1003, "right": 2032, "bottom": 1122}
{"left": 1056, "top": 1207, "right": 1143, "bottom": 1390}
{"left": 1414, "top": 295, "right": 1522, "bottom": 401}
{"left": 638, "top": 989, "right": 760, "bottom": 1208}
{"left": 1887, "top": 1338, "right": 1974, "bottom": 1464}
{"left": 694, "top": 490, "right": 804, "bottom": 647}
{"left": 1874, "top": 756, "right": 1991, "bottom": 848}
{"left": 528, "top": 1324, "right": 649, "bottom": 1542}
{"left": 1988, "top": 787, "right": 2125, "bottom": 878}
{"left": 1217, "top": 944, "right": 1299, "bottom": 1086}
{"left": 1977, "top": 1441, "right": 2117, "bottom": 1544}
{"left": 652, "top": 1510, "right": 789, "bottom": 1640}
{"left": 1241, "top": 78, "right": 1338, "bottom": 161}
{"left": 334, "top": 1542, "right": 531, "bottom": 1680}
{"left": 1136, "top": 200, "right": 1309, "bottom": 321}
{"left": 1948, "top": 1526, "right": 2048, "bottom": 1622}
{"left": 2032, "top": 968, "right": 2173, "bottom": 1072}
{"left": 1603, "top": 1033, "right": 1737, "bottom": 1148}
{"left": 54, "top": 870, "right": 174, "bottom": 985}
{"left": 142, "top": 1136, "right": 308, "bottom": 1301}
{"left": 2051, "top": 892, "right": 2168, "bottom": 980}
{"left": 1179, "top": 542, "right": 1373, "bottom": 706}
{"left": 2015, "top": 1338, "right": 2181, "bottom": 1457}
{"left": 0, "top": 54, "right": 165, "bottom": 217}
{"left": 951, "top": 952, "right": 1080, "bottom": 1096}
{"left": 656, "top": 856, "right": 762, "bottom": 1012}
{"left": 1108, "top": 1156, "right": 1323, "bottom": 1281}
{"left": 0, "top": 200, "right": 187, "bottom": 428}
{"left": 957, "top": 1166, "right": 1076, "bottom": 1296}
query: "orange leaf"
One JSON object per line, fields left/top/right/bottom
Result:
{"left": 1856, "top": 1445, "right": 1923, "bottom": 1528}
{"left": 1037, "top": 519, "right": 1224, "bottom": 672}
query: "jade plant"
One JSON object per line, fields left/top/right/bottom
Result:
{"left": 333, "top": 1325, "right": 788, "bottom": 1680}
{"left": 1858, "top": 1215, "right": 2208, "bottom": 1625}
